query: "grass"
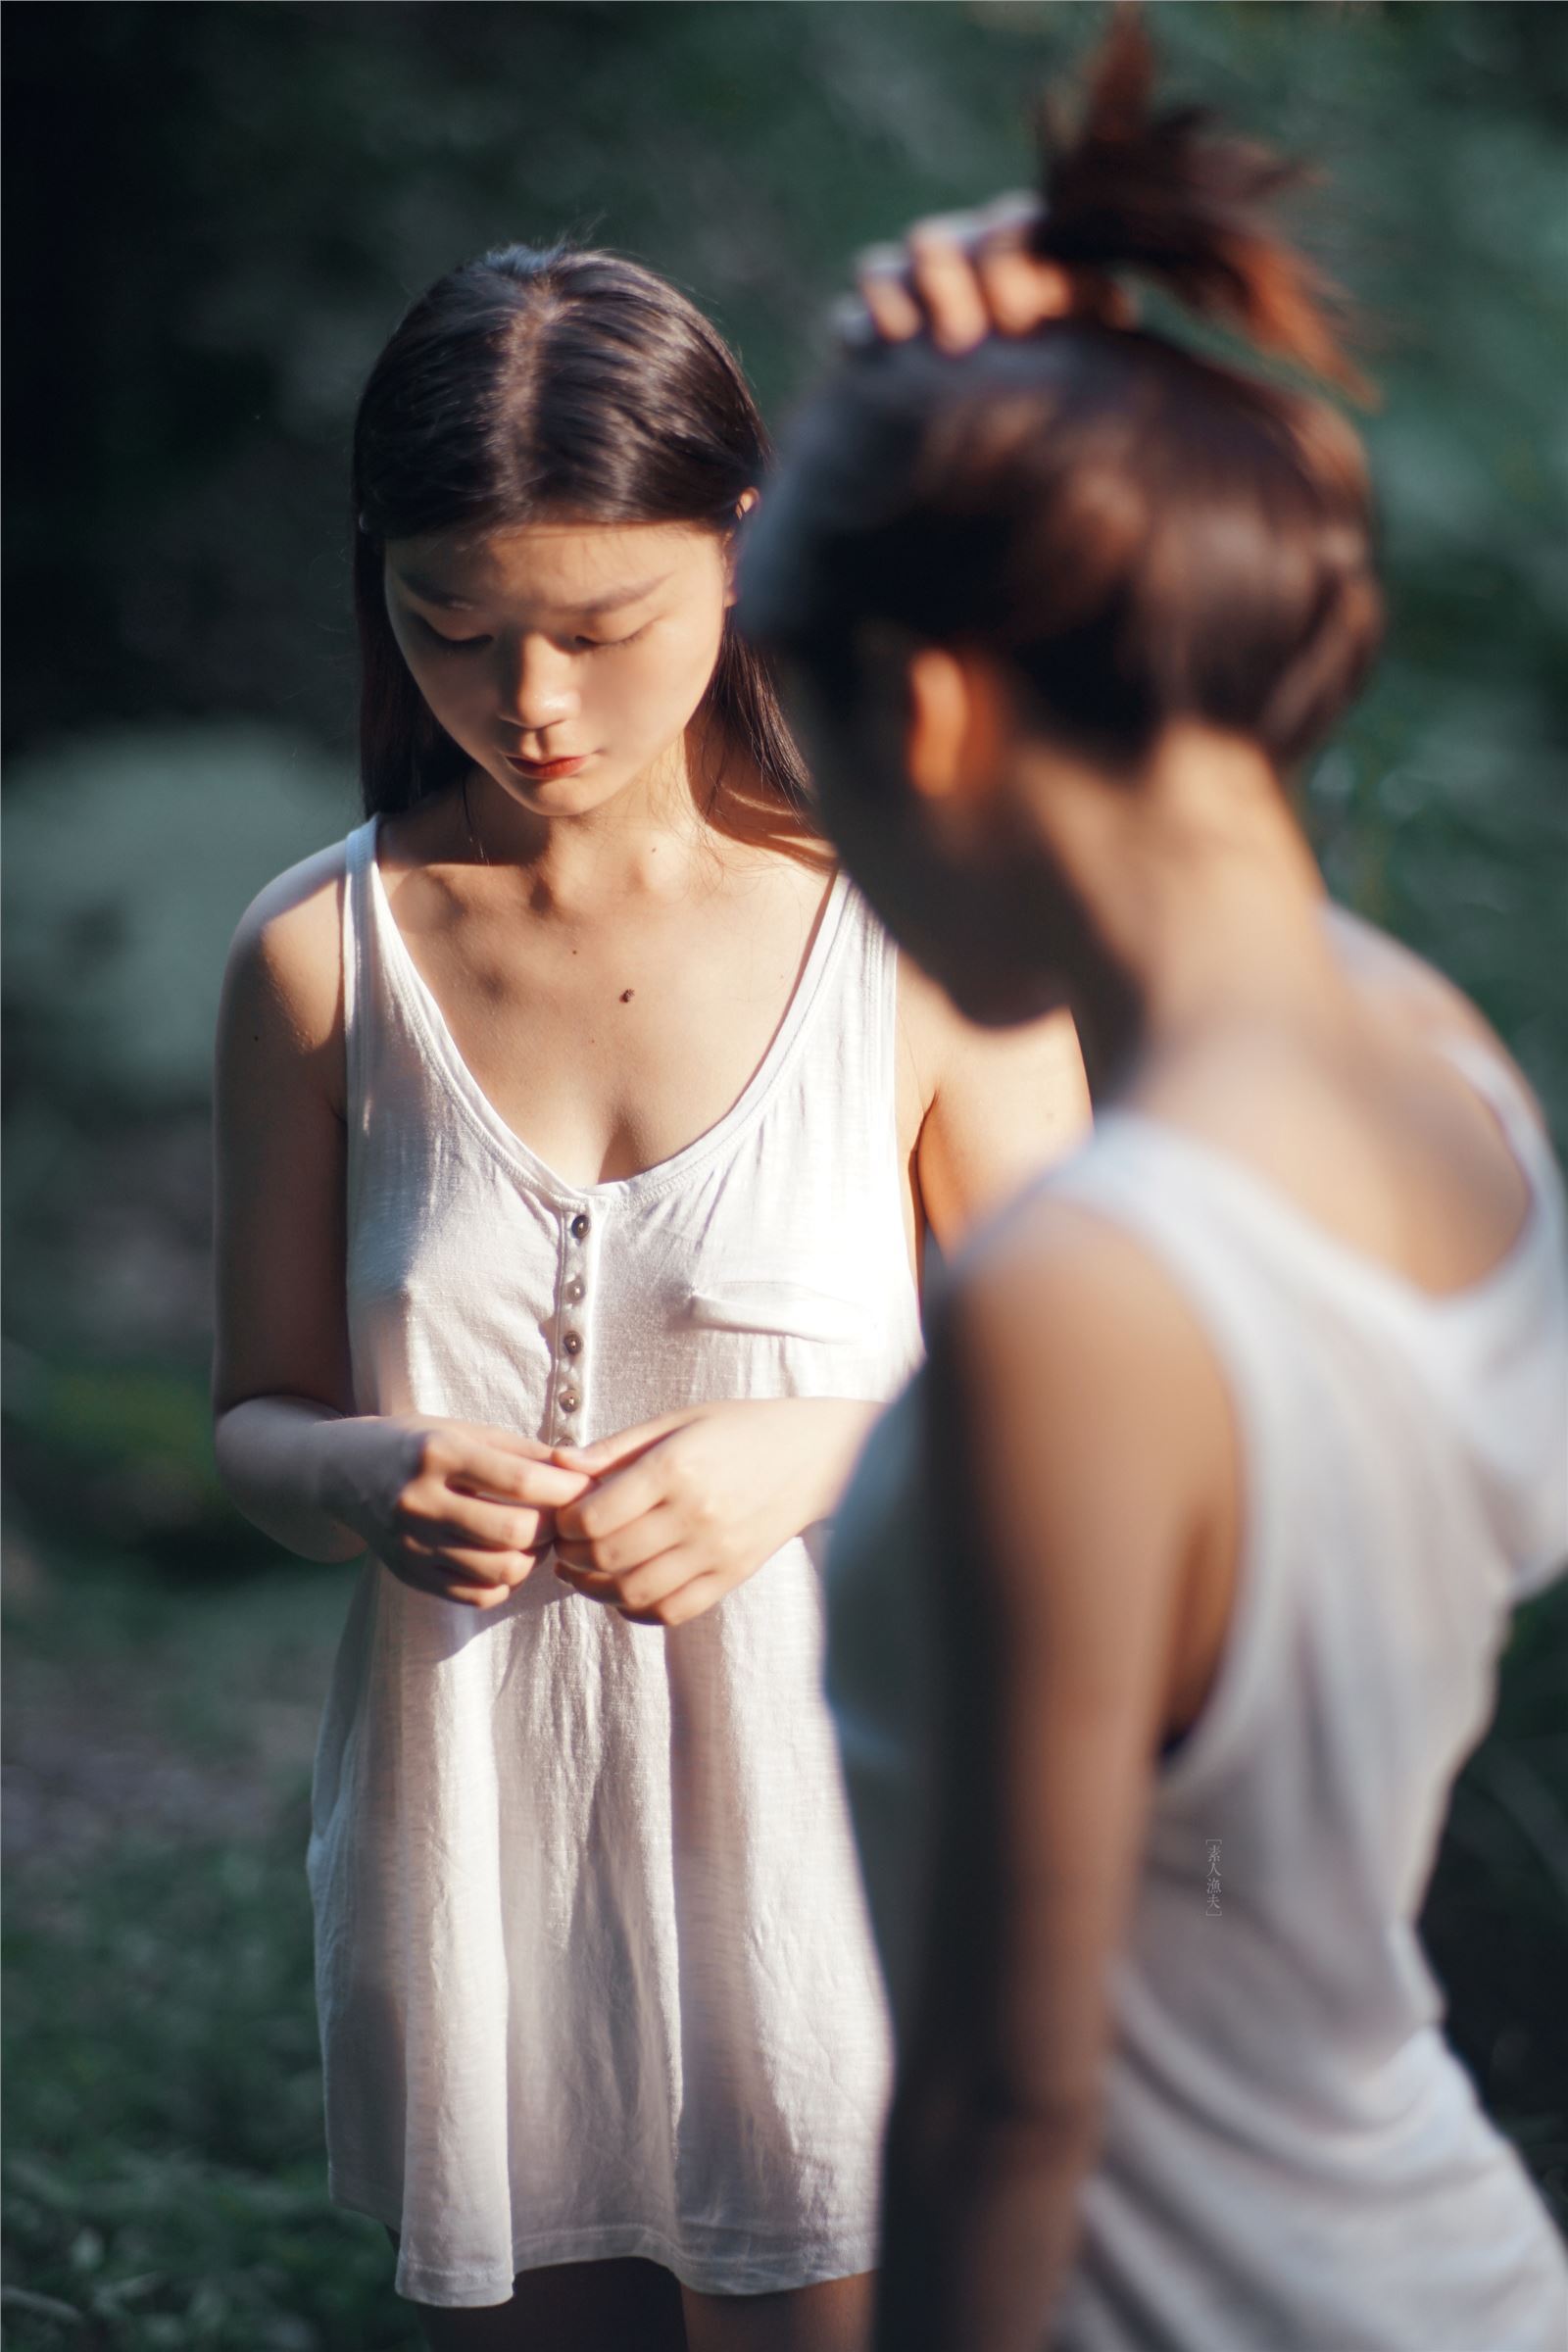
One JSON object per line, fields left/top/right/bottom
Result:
{"left": 3, "top": 1539, "right": 1565, "bottom": 2347}
{"left": 2, "top": 1550, "right": 416, "bottom": 2352}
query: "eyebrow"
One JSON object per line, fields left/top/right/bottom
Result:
{"left": 392, "top": 568, "right": 674, "bottom": 617}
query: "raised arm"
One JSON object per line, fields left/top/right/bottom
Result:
{"left": 873, "top": 1200, "right": 1235, "bottom": 2352}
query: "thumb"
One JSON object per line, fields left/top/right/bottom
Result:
{"left": 549, "top": 1409, "right": 694, "bottom": 1477}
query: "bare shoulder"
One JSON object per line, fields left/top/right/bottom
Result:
{"left": 893, "top": 950, "right": 956, "bottom": 1115}
{"left": 896, "top": 953, "right": 1089, "bottom": 1114}
{"left": 954, "top": 1189, "right": 1215, "bottom": 1395}
{"left": 218, "top": 838, "right": 348, "bottom": 1105}
{"left": 935, "top": 1191, "right": 1232, "bottom": 1592}
{"left": 894, "top": 953, "right": 1093, "bottom": 1243}
{"left": 1325, "top": 903, "right": 1544, "bottom": 1114}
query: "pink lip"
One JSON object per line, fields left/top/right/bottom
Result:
{"left": 504, "top": 751, "right": 592, "bottom": 781}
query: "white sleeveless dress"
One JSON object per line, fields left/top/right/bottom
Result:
{"left": 307, "top": 814, "right": 924, "bottom": 2308}
{"left": 826, "top": 963, "right": 1568, "bottom": 2350}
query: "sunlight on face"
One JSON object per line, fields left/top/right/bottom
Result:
{"left": 383, "top": 517, "right": 736, "bottom": 815}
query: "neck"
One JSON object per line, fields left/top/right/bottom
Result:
{"left": 1025, "top": 726, "right": 1356, "bottom": 1088}
{"left": 460, "top": 718, "right": 724, "bottom": 916}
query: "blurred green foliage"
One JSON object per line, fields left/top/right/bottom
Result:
{"left": 3, "top": 2, "right": 1566, "bottom": 2341}
{"left": 3, "top": 1560, "right": 416, "bottom": 2351}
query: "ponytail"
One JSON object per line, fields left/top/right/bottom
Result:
{"left": 1033, "top": 4, "right": 1378, "bottom": 405}
{"left": 742, "top": 5, "right": 1387, "bottom": 784}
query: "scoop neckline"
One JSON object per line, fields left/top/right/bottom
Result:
{"left": 361, "top": 812, "right": 853, "bottom": 1205}
{"left": 1095, "top": 1086, "right": 1552, "bottom": 1328}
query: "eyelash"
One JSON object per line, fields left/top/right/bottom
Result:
{"left": 413, "top": 617, "right": 651, "bottom": 654}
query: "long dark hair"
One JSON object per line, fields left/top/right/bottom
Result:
{"left": 352, "top": 242, "right": 809, "bottom": 823}
{"left": 740, "top": 6, "right": 1386, "bottom": 787}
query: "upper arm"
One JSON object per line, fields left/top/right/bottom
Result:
{"left": 905, "top": 967, "right": 1093, "bottom": 1253}
{"left": 212, "top": 846, "right": 355, "bottom": 1421}
{"left": 905, "top": 1209, "right": 1231, "bottom": 2129}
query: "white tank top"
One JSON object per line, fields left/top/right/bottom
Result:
{"left": 827, "top": 1014, "right": 1568, "bottom": 2350}
{"left": 308, "top": 814, "right": 924, "bottom": 2309}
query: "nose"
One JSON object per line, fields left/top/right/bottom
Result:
{"left": 497, "top": 634, "right": 581, "bottom": 738}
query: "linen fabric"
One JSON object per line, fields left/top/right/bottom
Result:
{"left": 826, "top": 916, "right": 1568, "bottom": 2352}
{"left": 308, "top": 814, "right": 923, "bottom": 2308}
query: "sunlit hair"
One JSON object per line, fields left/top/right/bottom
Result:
{"left": 741, "top": 5, "right": 1386, "bottom": 784}
{"left": 352, "top": 244, "right": 809, "bottom": 820}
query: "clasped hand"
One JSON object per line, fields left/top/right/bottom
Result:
{"left": 339, "top": 1397, "right": 871, "bottom": 1628}
{"left": 550, "top": 1396, "right": 863, "bottom": 1630}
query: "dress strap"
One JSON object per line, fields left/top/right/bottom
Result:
{"left": 340, "top": 816, "right": 375, "bottom": 1123}
{"left": 1431, "top": 1032, "right": 1563, "bottom": 1217}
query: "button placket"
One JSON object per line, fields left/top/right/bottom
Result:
{"left": 554, "top": 1206, "right": 595, "bottom": 1440}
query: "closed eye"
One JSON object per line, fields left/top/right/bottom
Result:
{"left": 413, "top": 615, "right": 491, "bottom": 651}
{"left": 575, "top": 621, "right": 653, "bottom": 653}
{"left": 411, "top": 615, "right": 654, "bottom": 654}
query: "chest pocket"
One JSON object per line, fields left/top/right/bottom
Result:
{"left": 682, "top": 1271, "right": 870, "bottom": 1346}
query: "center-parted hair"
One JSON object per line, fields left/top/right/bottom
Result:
{"left": 740, "top": 8, "right": 1387, "bottom": 784}
{"left": 352, "top": 244, "right": 808, "bottom": 819}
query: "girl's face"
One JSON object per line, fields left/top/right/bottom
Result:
{"left": 384, "top": 516, "right": 738, "bottom": 816}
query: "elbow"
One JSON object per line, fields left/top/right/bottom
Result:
{"left": 211, "top": 1398, "right": 368, "bottom": 1567}
{"left": 887, "top": 2065, "right": 1103, "bottom": 2189}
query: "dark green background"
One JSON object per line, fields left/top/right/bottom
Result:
{"left": 3, "top": 6, "right": 1565, "bottom": 2345}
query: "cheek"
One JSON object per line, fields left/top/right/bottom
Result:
{"left": 615, "top": 607, "right": 726, "bottom": 738}
{"left": 395, "top": 635, "right": 476, "bottom": 733}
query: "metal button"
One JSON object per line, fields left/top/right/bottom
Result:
{"left": 562, "top": 1330, "right": 583, "bottom": 1357}
{"left": 564, "top": 1274, "right": 585, "bottom": 1305}
{"left": 569, "top": 1211, "right": 590, "bottom": 1241}
{"left": 559, "top": 1389, "right": 580, "bottom": 1414}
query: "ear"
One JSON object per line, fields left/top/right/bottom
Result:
{"left": 906, "top": 645, "right": 1007, "bottom": 808}
{"left": 722, "top": 489, "right": 761, "bottom": 608}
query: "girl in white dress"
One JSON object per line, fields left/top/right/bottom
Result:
{"left": 740, "top": 14, "right": 1568, "bottom": 2350}
{"left": 210, "top": 236, "right": 1089, "bottom": 2348}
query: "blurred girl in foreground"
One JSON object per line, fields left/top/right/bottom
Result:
{"left": 740, "top": 12, "right": 1568, "bottom": 2348}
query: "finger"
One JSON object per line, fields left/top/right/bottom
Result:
{"left": 973, "top": 248, "right": 1077, "bottom": 335}
{"left": 399, "top": 1534, "right": 528, "bottom": 1589}
{"left": 552, "top": 1561, "right": 624, "bottom": 1607}
{"left": 439, "top": 1543, "right": 537, "bottom": 1589}
{"left": 550, "top": 1410, "right": 691, "bottom": 1481}
{"left": 853, "top": 242, "right": 924, "bottom": 343}
{"left": 552, "top": 1502, "right": 682, "bottom": 1580}
{"left": 970, "top": 189, "right": 1047, "bottom": 247}
{"left": 410, "top": 1489, "right": 560, "bottom": 1557}
{"left": 448, "top": 1442, "right": 595, "bottom": 1509}
{"left": 391, "top": 1560, "right": 514, "bottom": 1609}
{"left": 619, "top": 1569, "right": 728, "bottom": 1631}
{"left": 552, "top": 1529, "right": 686, "bottom": 1607}
{"left": 831, "top": 291, "right": 879, "bottom": 352}
{"left": 556, "top": 1549, "right": 691, "bottom": 1617}
{"left": 905, "top": 220, "right": 992, "bottom": 354}
{"left": 556, "top": 1455, "right": 677, "bottom": 1546}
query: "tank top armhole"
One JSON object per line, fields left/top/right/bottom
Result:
{"left": 874, "top": 918, "right": 906, "bottom": 1234}
{"left": 1046, "top": 1156, "right": 1292, "bottom": 1802}
{"left": 340, "top": 818, "right": 372, "bottom": 1161}
{"left": 1431, "top": 1032, "right": 1563, "bottom": 1210}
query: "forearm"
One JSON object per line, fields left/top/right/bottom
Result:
{"left": 213, "top": 1394, "right": 368, "bottom": 1563}
{"left": 875, "top": 2085, "right": 1098, "bottom": 2352}
{"left": 786, "top": 1396, "right": 886, "bottom": 1526}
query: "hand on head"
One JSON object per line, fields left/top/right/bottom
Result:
{"left": 841, "top": 190, "right": 1137, "bottom": 355}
